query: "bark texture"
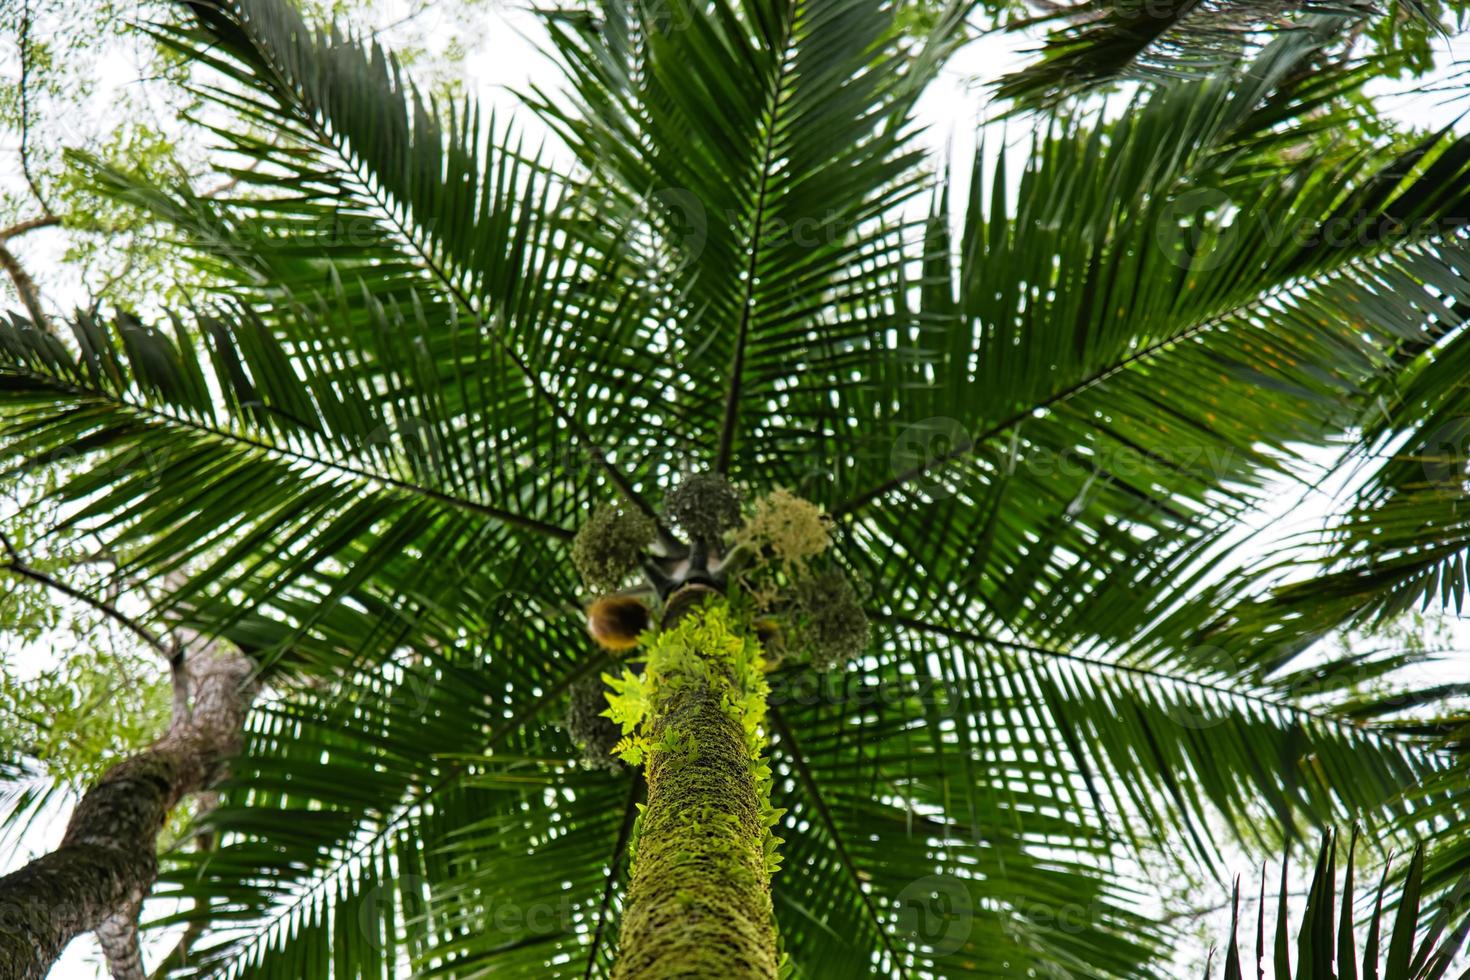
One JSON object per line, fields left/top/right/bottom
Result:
{"left": 98, "top": 900, "right": 147, "bottom": 980}
{"left": 0, "top": 647, "right": 254, "bottom": 980}
{"left": 612, "top": 588, "right": 779, "bottom": 980}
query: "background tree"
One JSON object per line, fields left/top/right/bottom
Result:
{"left": 0, "top": 0, "right": 500, "bottom": 323}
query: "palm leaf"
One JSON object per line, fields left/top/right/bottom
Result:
{"left": 531, "top": 0, "right": 976, "bottom": 476}
{"left": 997, "top": 3, "right": 1447, "bottom": 107}
{"left": 150, "top": 0, "right": 662, "bottom": 516}
{"left": 1207, "top": 832, "right": 1470, "bottom": 979}
{"left": 826, "top": 33, "right": 1470, "bottom": 662}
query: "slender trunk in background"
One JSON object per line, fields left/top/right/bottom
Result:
{"left": 97, "top": 898, "right": 147, "bottom": 980}
{"left": 612, "top": 586, "right": 780, "bottom": 980}
{"left": 0, "top": 648, "right": 254, "bottom": 980}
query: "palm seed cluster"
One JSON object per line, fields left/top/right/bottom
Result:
{"left": 569, "top": 502, "right": 656, "bottom": 593}
{"left": 664, "top": 471, "right": 743, "bottom": 546}
{"left": 565, "top": 667, "right": 627, "bottom": 771}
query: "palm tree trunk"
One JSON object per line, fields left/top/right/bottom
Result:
{"left": 612, "top": 587, "right": 780, "bottom": 980}
{"left": 0, "top": 648, "right": 254, "bottom": 980}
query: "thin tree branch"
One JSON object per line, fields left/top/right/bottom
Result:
{"left": 145, "top": 917, "right": 205, "bottom": 980}
{"left": 85, "top": 250, "right": 139, "bottom": 319}
{"left": 195, "top": 155, "right": 266, "bottom": 200}
{"left": 18, "top": 0, "right": 56, "bottom": 216}
{"left": 0, "top": 531, "right": 173, "bottom": 660}
{"left": 0, "top": 239, "right": 50, "bottom": 329}
{"left": 0, "top": 215, "right": 62, "bottom": 241}
{"left": 0, "top": 160, "right": 252, "bottom": 323}
{"left": 1157, "top": 888, "right": 1309, "bottom": 927}
{"left": 96, "top": 899, "right": 146, "bottom": 980}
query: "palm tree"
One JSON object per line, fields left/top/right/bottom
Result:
{"left": 4, "top": 0, "right": 1470, "bottom": 976}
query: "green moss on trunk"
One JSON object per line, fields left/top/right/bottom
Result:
{"left": 609, "top": 592, "right": 780, "bottom": 980}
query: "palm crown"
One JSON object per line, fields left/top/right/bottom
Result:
{"left": 5, "top": 0, "right": 1470, "bottom": 977}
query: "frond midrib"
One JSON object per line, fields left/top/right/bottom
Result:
{"left": 884, "top": 613, "right": 1459, "bottom": 767}
{"left": 0, "top": 360, "right": 572, "bottom": 539}
{"left": 769, "top": 706, "right": 908, "bottom": 979}
{"left": 834, "top": 227, "right": 1470, "bottom": 518}
{"left": 715, "top": 0, "right": 797, "bottom": 475}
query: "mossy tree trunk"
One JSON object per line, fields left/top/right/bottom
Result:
{"left": 611, "top": 587, "right": 780, "bottom": 980}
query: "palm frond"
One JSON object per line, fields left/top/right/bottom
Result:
{"left": 153, "top": 0, "right": 662, "bottom": 516}
{"left": 1206, "top": 831, "right": 1470, "bottom": 979}
{"left": 0, "top": 306, "right": 587, "bottom": 682}
{"left": 1246, "top": 304, "right": 1470, "bottom": 634}
{"left": 997, "top": 2, "right": 1446, "bottom": 107}
{"left": 153, "top": 613, "right": 615, "bottom": 979}
{"left": 532, "top": 0, "right": 977, "bottom": 476}
{"left": 881, "top": 614, "right": 1458, "bottom": 875}
{"left": 826, "top": 33, "right": 1470, "bottom": 660}
{"left": 766, "top": 652, "right": 1175, "bottom": 978}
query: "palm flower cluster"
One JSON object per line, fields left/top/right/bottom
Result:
{"left": 734, "top": 486, "right": 831, "bottom": 573}
{"left": 717, "top": 485, "right": 868, "bottom": 669}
